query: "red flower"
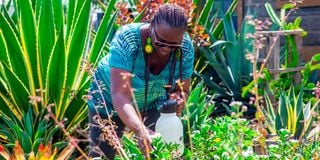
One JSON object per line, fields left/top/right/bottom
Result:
{"left": 0, "top": 144, "right": 4, "bottom": 152}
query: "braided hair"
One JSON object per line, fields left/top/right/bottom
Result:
{"left": 150, "top": 4, "right": 188, "bottom": 30}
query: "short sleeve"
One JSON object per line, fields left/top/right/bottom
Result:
{"left": 108, "top": 25, "right": 139, "bottom": 72}
{"left": 181, "top": 33, "right": 195, "bottom": 80}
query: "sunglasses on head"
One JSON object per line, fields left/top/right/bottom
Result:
{"left": 152, "top": 28, "right": 182, "bottom": 49}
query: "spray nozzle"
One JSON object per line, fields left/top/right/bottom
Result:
{"left": 159, "top": 99, "right": 177, "bottom": 113}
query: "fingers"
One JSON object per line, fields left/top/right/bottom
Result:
{"left": 170, "top": 93, "right": 185, "bottom": 116}
{"left": 147, "top": 128, "right": 156, "bottom": 136}
{"left": 136, "top": 128, "right": 152, "bottom": 158}
{"left": 176, "top": 104, "right": 184, "bottom": 116}
{"left": 138, "top": 136, "right": 152, "bottom": 158}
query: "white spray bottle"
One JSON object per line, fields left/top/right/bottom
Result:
{"left": 155, "top": 99, "right": 184, "bottom": 157}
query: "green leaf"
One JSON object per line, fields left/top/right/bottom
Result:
{"left": 46, "top": 28, "right": 66, "bottom": 117}
{"left": 265, "top": 2, "right": 281, "bottom": 26}
{"left": 66, "top": 0, "right": 76, "bottom": 39}
{"left": 265, "top": 92, "right": 275, "bottom": 121}
{"left": 187, "top": 82, "right": 203, "bottom": 108}
{"left": 38, "top": 0, "right": 55, "bottom": 90}
{"left": 65, "top": 94, "right": 88, "bottom": 131}
{"left": 295, "top": 90, "right": 303, "bottom": 117}
{"left": 133, "top": 7, "right": 145, "bottom": 23}
{"left": 275, "top": 112, "right": 283, "bottom": 131}
{"left": 293, "top": 17, "right": 302, "bottom": 29}
{"left": 65, "top": 0, "right": 90, "bottom": 95}
{"left": 209, "top": 40, "right": 228, "bottom": 49}
{"left": 35, "top": 0, "right": 41, "bottom": 21}
{"left": 1, "top": 63, "right": 30, "bottom": 112}
{"left": 18, "top": 0, "right": 38, "bottom": 89}
{"left": 5, "top": 0, "right": 13, "bottom": 10}
{"left": 286, "top": 35, "right": 299, "bottom": 67}
{"left": 294, "top": 110, "right": 304, "bottom": 138}
{"left": 241, "top": 81, "right": 254, "bottom": 98}
{"left": 198, "top": 0, "right": 214, "bottom": 26}
{"left": 311, "top": 53, "right": 320, "bottom": 62}
{"left": 52, "top": 0, "right": 63, "bottom": 31}
{"left": 45, "top": 125, "right": 60, "bottom": 145}
{"left": 0, "top": 91, "right": 23, "bottom": 119}
{"left": 89, "top": 0, "right": 117, "bottom": 66}
{"left": 0, "top": 11, "right": 29, "bottom": 86}
{"left": 212, "top": 0, "right": 237, "bottom": 39}
{"left": 223, "top": 13, "right": 236, "bottom": 43}
{"left": 279, "top": 93, "right": 288, "bottom": 128}
{"left": 0, "top": 30, "right": 9, "bottom": 65}
{"left": 32, "top": 138, "right": 44, "bottom": 152}
{"left": 282, "top": 3, "right": 295, "bottom": 10}
{"left": 21, "top": 131, "right": 32, "bottom": 153}
{"left": 34, "top": 121, "right": 46, "bottom": 140}
{"left": 23, "top": 109, "right": 33, "bottom": 139}
{"left": 1, "top": 5, "right": 19, "bottom": 36}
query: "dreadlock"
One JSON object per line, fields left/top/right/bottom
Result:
{"left": 150, "top": 4, "right": 188, "bottom": 30}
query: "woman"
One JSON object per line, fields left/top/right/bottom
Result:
{"left": 88, "top": 4, "right": 194, "bottom": 159}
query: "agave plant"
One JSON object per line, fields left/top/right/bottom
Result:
{"left": 195, "top": 10, "right": 255, "bottom": 114}
{"left": 0, "top": 0, "right": 118, "bottom": 132}
{"left": 263, "top": 86, "right": 320, "bottom": 139}
{"left": 0, "top": 107, "right": 60, "bottom": 154}
{"left": 192, "top": 0, "right": 239, "bottom": 79}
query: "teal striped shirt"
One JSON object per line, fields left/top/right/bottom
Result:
{"left": 88, "top": 23, "right": 194, "bottom": 115}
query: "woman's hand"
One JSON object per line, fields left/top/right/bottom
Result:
{"left": 135, "top": 127, "right": 153, "bottom": 158}
{"left": 170, "top": 92, "right": 185, "bottom": 116}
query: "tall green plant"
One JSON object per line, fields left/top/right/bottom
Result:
{"left": 0, "top": 0, "right": 117, "bottom": 132}
{"left": 265, "top": 2, "right": 307, "bottom": 68}
{"left": 183, "top": 82, "right": 215, "bottom": 131}
{"left": 196, "top": 12, "right": 254, "bottom": 111}
{"left": 263, "top": 86, "right": 319, "bottom": 139}
{"left": 192, "top": 0, "right": 238, "bottom": 80}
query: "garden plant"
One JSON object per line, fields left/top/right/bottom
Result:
{"left": 0, "top": 0, "right": 319, "bottom": 159}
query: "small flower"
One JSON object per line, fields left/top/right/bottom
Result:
{"left": 0, "top": 144, "right": 4, "bottom": 152}
{"left": 241, "top": 106, "right": 248, "bottom": 112}
{"left": 313, "top": 81, "right": 320, "bottom": 98}
{"left": 245, "top": 33, "right": 255, "bottom": 39}
{"left": 213, "top": 138, "right": 221, "bottom": 143}
{"left": 82, "top": 95, "right": 92, "bottom": 101}
{"left": 0, "top": 144, "right": 10, "bottom": 160}
{"left": 245, "top": 54, "right": 256, "bottom": 63}
{"left": 28, "top": 95, "right": 42, "bottom": 105}
{"left": 230, "top": 101, "right": 242, "bottom": 108}
{"left": 38, "top": 144, "right": 45, "bottom": 152}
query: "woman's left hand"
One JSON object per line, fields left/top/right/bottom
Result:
{"left": 170, "top": 93, "right": 185, "bottom": 116}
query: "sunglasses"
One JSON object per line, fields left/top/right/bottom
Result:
{"left": 152, "top": 28, "right": 182, "bottom": 49}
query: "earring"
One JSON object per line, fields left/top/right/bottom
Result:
{"left": 145, "top": 37, "right": 153, "bottom": 54}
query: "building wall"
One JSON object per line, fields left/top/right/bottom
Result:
{"left": 242, "top": 0, "right": 320, "bottom": 63}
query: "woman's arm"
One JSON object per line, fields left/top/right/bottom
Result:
{"left": 110, "top": 67, "right": 152, "bottom": 156}
{"left": 110, "top": 68, "right": 145, "bottom": 133}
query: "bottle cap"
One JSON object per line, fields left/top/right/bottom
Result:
{"left": 159, "top": 99, "right": 177, "bottom": 113}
